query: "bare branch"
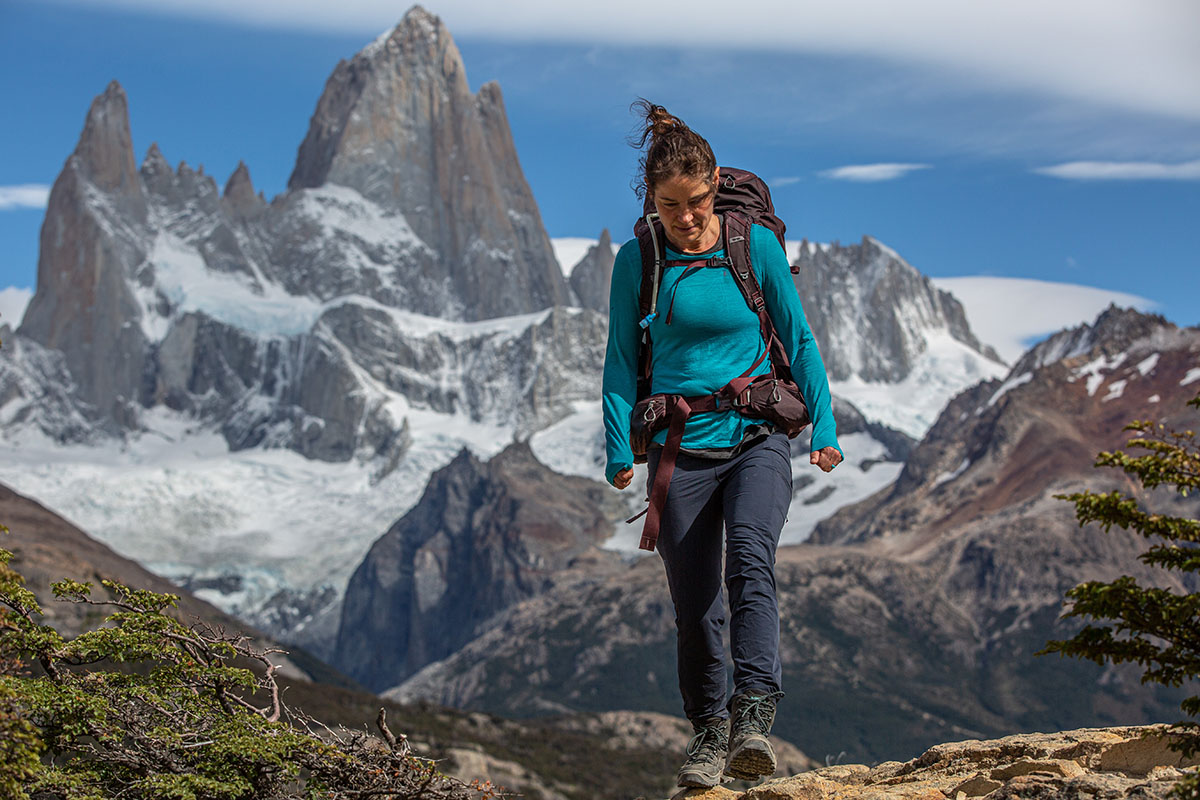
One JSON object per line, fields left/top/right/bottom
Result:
{"left": 377, "top": 707, "right": 398, "bottom": 750}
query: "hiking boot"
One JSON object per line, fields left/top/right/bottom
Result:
{"left": 725, "top": 691, "right": 784, "bottom": 781}
{"left": 677, "top": 716, "right": 729, "bottom": 788}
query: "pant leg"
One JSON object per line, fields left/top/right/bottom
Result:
{"left": 719, "top": 433, "right": 792, "bottom": 698}
{"left": 647, "top": 449, "right": 728, "bottom": 720}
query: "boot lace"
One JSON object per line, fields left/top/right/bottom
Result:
{"left": 732, "top": 691, "right": 784, "bottom": 738}
{"left": 685, "top": 721, "right": 728, "bottom": 763}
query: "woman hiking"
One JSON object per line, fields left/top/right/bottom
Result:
{"left": 601, "top": 100, "right": 842, "bottom": 788}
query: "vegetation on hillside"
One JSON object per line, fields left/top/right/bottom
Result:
{"left": 1042, "top": 391, "right": 1200, "bottom": 799}
{"left": 0, "top": 545, "right": 507, "bottom": 800}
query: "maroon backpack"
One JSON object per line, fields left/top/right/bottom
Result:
{"left": 632, "top": 167, "right": 797, "bottom": 401}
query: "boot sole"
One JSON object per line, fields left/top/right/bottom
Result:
{"left": 677, "top": 768, "right": 722, "bottom": 788}
{"left": 725, "top": 738, "right": 777, "bottom": 781}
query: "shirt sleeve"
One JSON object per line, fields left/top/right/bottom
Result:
{"left": 750, "top": 225, "right": 841, "bottom": 456}
{"left": 601, "top": 240, "right": 644, "bottom": 485}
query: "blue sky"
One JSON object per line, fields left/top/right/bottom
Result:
{"left": 1, "top": 0, "right": 1198, "bottom": 331}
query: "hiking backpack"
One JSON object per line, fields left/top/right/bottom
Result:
{"left": 626, "top": 167, "right": 811, "bottom": 551}
{"left": 632, "top": 167, "right": 799, "bottom": 406}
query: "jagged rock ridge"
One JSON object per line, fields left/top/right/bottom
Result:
{"left": 567, "top": 229, "right": 615, "bottom": 315}
{"left": 18, "top": 82, "right": 151, "bottom": 430}
{"left": 2, "top": 8, "right": 597, "bottom": 463}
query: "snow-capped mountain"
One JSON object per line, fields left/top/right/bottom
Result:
{"left": 0, "top": 8, "right": 603, "bottom": 647}
{"left": 10, "top": 7, "right": 582, "bottom": 459}
{"left": 1, "top": 7, "right": 1013, "bottom": 653}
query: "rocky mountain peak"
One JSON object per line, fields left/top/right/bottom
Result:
{"left": 223, "top": 161, "right": 252, "bottom": 194}
{"left": 286, "top": 6, "right": 568, "bottom": 319}
{"left": 17, "top": 81, "right": 151, "bottom": 419}
{"left": 139, "top": 142, "right": 171, "bottom": 185}
{"left": 1015, "top": 304, "right": 1176, "bottom": 376}
{"left": 813, "top": 305, "right": 1199, "bottom": 547}
{"left": 334, "top": 440, "right": 622, "bottom": 691}
{"left": 287, "top": 6, "right": 468, "bottom": 199}
{"left": 71, "top": 80, "right": 144, "bottom": 203}
{"left": 221, "top": 160, "right": 261, "bottom": 217}
{"left": 360, "top": 5, "right": 459, "bottom": 75}
{"left": 794, "top": 235, "right": 1002, "bottom": 382}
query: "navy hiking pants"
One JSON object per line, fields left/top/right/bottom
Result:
{"left": 647, "top": 432, "right": 792, "bottom": 722}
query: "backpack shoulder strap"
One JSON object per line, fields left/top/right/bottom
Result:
{"left": 633, "top": 214, "right": 666, "bottom": 402}
{"left": 635, "top": 216, "right": 663, "bottom": 329}
{"left": 723, "top": 213, "right": 795, "bottom": 381}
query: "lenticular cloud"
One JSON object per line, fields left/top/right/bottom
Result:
{"left": 82, "top": 0, "right": 1200, "bottom": 121}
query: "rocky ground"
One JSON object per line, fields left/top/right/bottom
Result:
{"left": 653, "top": 726, "right": 1197, "bottom": 800}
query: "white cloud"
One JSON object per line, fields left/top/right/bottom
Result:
{"left": 933, "top": 276, "right": 1158, "bottom": 362}
{"left": 1034, "top": 159, "right": 1200, "bottom": 180}
{"left": 0, "top": 286, "right": 33, "bottom": 328}
{"left": 72, "top": 0, "right": 1200, "bottom": 121}
{"left": 819, "top": 163, "right": 931, "bottom": 182}
{"left": 770, "top": 176, "right": 803, "bottom": 188}
{"left": 0, "top": 184, "right": 50, "bottom": 211}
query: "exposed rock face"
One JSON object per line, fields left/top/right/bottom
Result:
{"left": 793, "top": 236, "right": 1003, "bottom": 382}
{"left": 568, "top": 229, "right": 615, "bottom": 314}
{"left": 388, "top": 309, "right": 1200, "bottom": 764}
{"left": 19, "top": 82, "right": 150, "bottom": 424}
{"left": 664, "top": 726, "right": 1197, "bottom": 800}
{"left": 334, "top": 441, "right": 626, "bottom": 691}
{"left": 288, "top": 6, "right": 568, "bottom": 319}
{"left": 222, "top": 160, "right": 263, "bottom": 219}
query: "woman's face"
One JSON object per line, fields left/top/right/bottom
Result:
{"left": 651, "top": 169, "right": 721, "bottom": 253}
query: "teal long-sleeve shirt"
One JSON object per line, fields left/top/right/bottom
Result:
{"left": 602, "top": 222, "right": 840, "bottom": 486}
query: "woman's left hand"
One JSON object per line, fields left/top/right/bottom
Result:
{"left": 809, "top": 446, "right": 843, "bottom": 473}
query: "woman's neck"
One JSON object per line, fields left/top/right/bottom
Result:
{"left": 667, "top": 214, "right": 722, "bottom": 254}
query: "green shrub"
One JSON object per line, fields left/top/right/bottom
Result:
{"left": 1042, "top": 392, "right": 1200, "bottom": 799}
{"left": 0, "top": 544, "right": 506, "bottom": 800}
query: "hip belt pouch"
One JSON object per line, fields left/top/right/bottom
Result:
{"left": 630, "top": 393, "right": 677, "bottom": 464}
{"left": 729, "top": 376, "right": 810, "bottom": 438}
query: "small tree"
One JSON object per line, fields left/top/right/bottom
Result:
{"left": 1041, "top": 392, "right": 1200, "bottom": 799}
{"left": 0, "top": 543, "right": 507, "bottom": 800}
{"left": 0, "top": 532, "right": 43, "bottom": 796}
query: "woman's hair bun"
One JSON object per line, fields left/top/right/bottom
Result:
{"left": 629, "top": 98, "right": 716, "bottom": 198}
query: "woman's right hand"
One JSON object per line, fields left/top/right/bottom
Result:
{"left": 613, "top": 467, "right": 634, "bottom": 490}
